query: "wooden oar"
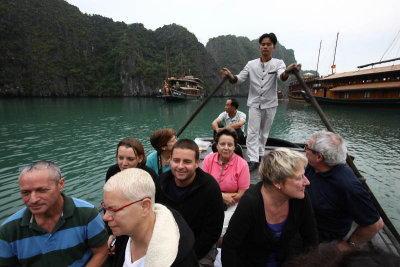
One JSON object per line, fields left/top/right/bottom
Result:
{"left": 176, "top": 76, "right": 228, "bottom": 137}
{"left": 287, "top": 67, "right": 400, "bottom": 243}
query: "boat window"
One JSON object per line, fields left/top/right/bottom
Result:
{"left": 344, "top": 93, "right": 349, "bottom": 99}
{"left": 364, "top": 91, "right": 370, "bottom": 98}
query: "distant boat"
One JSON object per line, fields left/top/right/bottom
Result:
{"left": 312, "top": 62, "right": 400, "bottom": 104}
{"left": 288, "top": 73, "right": 316, "bottom": 102}
{"left": 158, "top": 47, "right": 204, "bottom": 101}
{"left": 288, "top": 61, "right": 400, "bottom": 105}
{"left": 157, "top": 76, "right": 204, "bottom": 101}
{"left": 289, "top": 32, "right": 400, "bottom": 105}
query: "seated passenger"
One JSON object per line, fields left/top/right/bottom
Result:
{"left": 155, "top": 139, "right": 224, "bottom": 266}
{"left": 305, "top": 131, "right": 383, "bottom": 251}
{"left": 222, "top": 148, "right": 318, "bottom": 266}
{"left": 105, "top": 137, "right": 158, "bottom": 183}
{"left": 0, "top": 161, "right": 108, "bottom": 266}
{"left": 146, "top": 128, "right": 177, "bottom": 175}
{"left": 201, "top": 127, "right": 250, "bottom": 235}
{"left": 105, "top": 138, "right": 160, "bottom": 247}
{"left": 103, "top": 168, "right": 198, "bottom": 267}
{"left": 211, "top": 98, "right": 246, "bottom": 145}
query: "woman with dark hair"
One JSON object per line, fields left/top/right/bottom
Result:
{"left": 146, "top": 128, "right": 177, "bottom": 175}
{"left": 202, "top": 127, "right": 250, "bottom": 236}
{"left": 105, "top": 137, "right": 158, "bottom": 183}
{"left": 222, "top": 148, "right": 318, "bottom": 267}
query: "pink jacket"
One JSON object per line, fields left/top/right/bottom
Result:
{"left": 202, "top": 152, "right": 250, "bottom": 193}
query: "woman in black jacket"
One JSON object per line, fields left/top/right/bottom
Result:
{"left": 222, "top": 148, "right": 318, "bottom": 266}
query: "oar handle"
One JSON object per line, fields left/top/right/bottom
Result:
{"left": 176, "top": 76, "right": 228, "bottom": 137}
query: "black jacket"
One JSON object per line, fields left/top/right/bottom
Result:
{"left": 222, "top": 182, "right": 318, "bottom": 267}
{"left": 155, "top": 168, "right": 224, "bottom": 259}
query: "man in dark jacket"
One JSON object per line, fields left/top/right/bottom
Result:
{"left": 305, "top": 131, "right": 383, "bottom": 251}
{"left": 156, "top": 139, "right": 225, "bottom": 267}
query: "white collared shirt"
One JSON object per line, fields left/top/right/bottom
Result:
{"left": 236, "top": 58, "right": 286, "bottom": 109}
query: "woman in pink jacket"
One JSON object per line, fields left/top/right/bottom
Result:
{"left": 202, "top": 127, "right": 250, "bottom": 236}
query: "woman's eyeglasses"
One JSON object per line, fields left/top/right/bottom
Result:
{"left": 101, "top": 198, "right": 147, "bottom": 216}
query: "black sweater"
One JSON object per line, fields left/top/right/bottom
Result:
{"left": 222, "top": 182, "right": 318, "bottom": 267}
{"left": 155, "top": 168, "right": 224, "bottom": 259}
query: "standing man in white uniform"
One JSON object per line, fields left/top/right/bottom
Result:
{"left": 221, "top": 33, "right": 301, "bottom": 171}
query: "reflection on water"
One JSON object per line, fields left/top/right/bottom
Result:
{"left": 1, "top": 98, "right": 399, "bottom": 230}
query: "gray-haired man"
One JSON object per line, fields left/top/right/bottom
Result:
{"left": 305, "top": 131, "right": 383, "bottom": 251}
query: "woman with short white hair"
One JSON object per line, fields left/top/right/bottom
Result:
{"left": 102, "top": 168, "right": 197, "bottom": 267}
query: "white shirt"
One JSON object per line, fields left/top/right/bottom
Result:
{"left": 217, "top": 110, "right": 246, "bottom": 132}
{"left": 236, "top": 58, "right": 286, "bottom": 109}
{"left": 123, "top": 237, "right": 146, "bottom": 267}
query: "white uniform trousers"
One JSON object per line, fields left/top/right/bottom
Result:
{"left": 246, "top": 106, "right": 277, "bottom": 162}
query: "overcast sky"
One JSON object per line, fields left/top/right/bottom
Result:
{"left": 66, "top": 0, "right": 400, "bottom": 76}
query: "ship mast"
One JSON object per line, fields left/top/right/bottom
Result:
{"left": 332, "top": 32, "right": 339, "bottom": 74}
{"left": 180, "top": 50, "right": 184, "bottom": 78}
{"left": 316, "top": 40, "right": 322, "bottom": 76}
{"left": 165, "top": 46, "right": 168, "bottom": 79}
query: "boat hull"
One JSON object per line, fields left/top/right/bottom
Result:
{"left": 157, "top": 93, "right": 202, "bottom": 101}
{"left": 312, "top": 96, "right": 400, "bottom": 105}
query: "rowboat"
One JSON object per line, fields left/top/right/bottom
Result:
{"left": 175, "top": 72, "right": 400, "bottom": 264}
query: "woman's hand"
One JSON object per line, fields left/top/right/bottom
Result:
{"left": 222, "top": 192, "right": 237, "bottom": 206}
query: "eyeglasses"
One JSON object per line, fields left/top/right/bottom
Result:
{"left": 304, "top": 144, "right": 320, "bottom": 154}
{"left": 101, "top": 198, "right": 147, "bottom": 216}
{"left": 18, "top": 161, "right": 62, "bottom": 177}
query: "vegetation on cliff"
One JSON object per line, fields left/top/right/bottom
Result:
{"left": 0, "top": 0, "right": 309, "bottom": 97}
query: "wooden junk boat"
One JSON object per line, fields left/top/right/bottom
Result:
{"left": 288, "top": 58, "right": 400, "bottom": 105}
{"left": 158, "top": 76, "right": 204, "bottom": 101}
{"left": 158, "top": 48, "right": 204, "bottom": 101}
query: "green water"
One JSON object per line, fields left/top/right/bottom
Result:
{"left": 1, "top": 97, "right": 399, "bottom": 231}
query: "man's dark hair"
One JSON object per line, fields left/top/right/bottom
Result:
{"left": 259, "top": 33, "right": 277, "bottom": 46}
{"left": 215, "top": 127, "right": 238, "bottom": 147}
{"left": 171, "top": 139, "right": 199, "bottom": 160}
{"left": 228, "top": 98, "right": 239, "bottom": 109}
